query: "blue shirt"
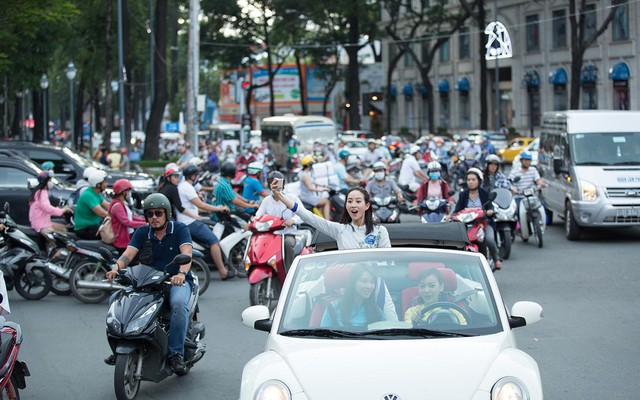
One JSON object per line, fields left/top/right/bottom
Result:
{"left": 128, "top": 221, "right": 194, "bottom": 282}
{"left": 242, "top": 176, "right": 264, "bottom": 212}
{"left": 334, "top": 163, "right": 348, "bottom": 190}
{"left": 213, "top": 176, "right": 237, "bottom": 211}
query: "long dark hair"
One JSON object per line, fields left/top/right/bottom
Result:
{"left": 339, "top": 187, "right": 375, "bottom": 235}
{"left": 340, "top": 264, "right": 382, "bottom": 327}
{"left": 28, "top": 177, "right": 50, "bottom": 204}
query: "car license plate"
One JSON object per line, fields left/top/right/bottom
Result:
{"left": 616, "top": 208, "right": 640, "bottom": 217}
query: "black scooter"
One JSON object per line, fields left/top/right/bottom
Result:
{"left": 0, "top": 204, "right": 53, "bottom": 300}
{"left": 102, "top": 249, "right": 206, "bottom": 400}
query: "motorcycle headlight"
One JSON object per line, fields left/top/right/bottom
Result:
{"left": 255, "top": 220, "right": 274, "bottom": 232}
{"left": 124, "top": 303, "right": 157, "bottom": 335}
{"left": 254, "top": 380, "right": 291, "bottom": 400}
{"left": 491, "top": 377, "right": 530, "bottom": 400}
{"left": 580, "top": 180, "right": 598, "bottom": 202}
{"left": 426, "top": 199, "right": 439, "bottom": 210}
{"left": 106, "top": 301, "right": 121, "bottom": 334}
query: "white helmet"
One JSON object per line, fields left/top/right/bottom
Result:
{"left": 466, "top": 167, "right": 484, "bottom": 182}
{"left": 188, "top": 157, "right": 204, "bottom": 166}
{"left": 372, "top": 161, "right": 386, "bottom": 171}
{"left": 485, "top": 154, "right": 502, "bottom": 164}
{"left": 247, "top": 161, "right": 264, "bottom": 175}
{"left": 165, "top": 162, "right": 179, "bottom": 172}
{"left": 409, "top": 145, "right": 421, "bottom": 155}
{"left": 87, "top": 169, "right": 108, "bottom": 187}
{"left": 82, "top": 166, "right": 98, "bottom": 179}
{"left": 427, "top": 161, "right": 441, "bottom": 172}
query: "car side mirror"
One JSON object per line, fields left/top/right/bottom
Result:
{"left": 242, "top": 305, "right": 272, "bottom": 332}
{"left": 509, "top": 301, "right": 543, "bottom": 329}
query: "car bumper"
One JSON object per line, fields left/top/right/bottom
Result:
{"left": 570, "top": 199, "right": 640, "bottom": 226}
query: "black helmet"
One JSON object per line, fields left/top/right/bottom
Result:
{"left": 220, "top": 162, "right": 236, "bottom": 178}
{"left": 143, "top": 193, "right": 172, "bottom": 219}
{"left": 182, "top": 164, "right": 199, "bottom": 180}
{"left": 267, "top": 171, "right": 285, "bottom": 186}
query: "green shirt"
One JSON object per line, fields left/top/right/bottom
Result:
{"left": 74, "top": 188, "right": 105, "bottom": 231}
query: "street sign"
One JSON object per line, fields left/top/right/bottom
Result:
{"left": 485, "top": 21, "right": 513, "bottom": 60}
{"left": 165, "top": 122, "right": 179, "bottom": 132}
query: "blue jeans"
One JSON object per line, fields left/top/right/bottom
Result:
{"left": 168, "top": 281, "right": 192, "bottom": 358}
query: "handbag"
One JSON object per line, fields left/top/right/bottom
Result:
{"left": 97, "top": 216, "right": 115, "bottom": 244}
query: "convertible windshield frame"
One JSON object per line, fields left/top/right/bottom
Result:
{"left": 276, "top": 249, "right": 503, "bottom": 338}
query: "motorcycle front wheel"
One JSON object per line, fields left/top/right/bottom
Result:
{"left": 15, "top": 266, "right": 52, "bottom": 300}
{"left": 532, "top": 214, "right": 544, "bottom": 248}
{"left": 498, "top": 230, "right": 512, "bottom": 260}
{"left": 69, "top": 261, "right": 112, "bottom": 304}
{"left": 190, "top": 258, "right": 210, "bottom": 295}
{"left": 249, "top": 279, "right": 280, "bottom": 312}
{"left": 228, "top": 240, "right": 247, "bottom": 273}
{"left": 114, "top": 351, "right": 141, "bottom": 400}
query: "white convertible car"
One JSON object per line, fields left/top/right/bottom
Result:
{"left": 241, "top": 234, "right": 543, "bottom": 400}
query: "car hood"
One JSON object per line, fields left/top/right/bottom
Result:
{"left": 272, "top": 334, "right": 507, "bottom": 399}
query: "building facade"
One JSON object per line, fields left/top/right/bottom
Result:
{"left": 382, "top": 0, "right": 638, "bottom": 136}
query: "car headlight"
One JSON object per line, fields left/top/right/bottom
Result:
{"left": 580, "top": 180, "right": 598, "bottom": 202}
{"left": 491, "top": 377, "right": 529, "bottom": 400}
{"left": 124, "top": 303, "right": 157, "bottom": 335}
{"left": 254, "top": 380, "right": 291, "bottom": 400}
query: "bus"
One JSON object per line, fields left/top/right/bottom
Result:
{"left": 209, "top": 123, "right": 243, "bottom": 153}
{"left": 261, "top": 115, "right": 338, "bottom": 169}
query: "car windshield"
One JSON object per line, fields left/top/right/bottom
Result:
{"left": 278, "top": 249, "right": 501, "bottom": 338}
{"left": 571, "top": 132, "right": 640, "bottom": 165}
{"left": 346, "top": 140, "right": 366, "bottom": 148}
{"left": 62, "top": 147, "right": 105, "bottom": 170}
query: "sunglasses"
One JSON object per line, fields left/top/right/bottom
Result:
{"left": 145, "top": 210, "right": 165, "bottom": 218}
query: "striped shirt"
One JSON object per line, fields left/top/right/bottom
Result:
{"left": 508, "top": 167, "right": 540, "bottom": 194}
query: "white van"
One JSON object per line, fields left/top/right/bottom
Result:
{"left": 261, "top": 115, "right": 338, "bottom": 169}
{"left": 539, "top": 110, "right": 640, "bottom": 240}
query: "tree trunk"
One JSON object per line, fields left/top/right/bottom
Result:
{"left": 104, "top": 0, "right": 114, "bottom": 142}
{"left": 295, "top": 51, "right": 307, "bottom": 115}
{"left": 169, "top": 0, "right": 179, "bottom": 107}
{"left": 386, "top": 49, "right": 404, "bottom": 135}
{"left": 144, "top": 0, "right": 168, "bottom": 161}
{"left": 123, "top": 0, "right": 133, "bottom": 149}
{"left": 75, "top": 80, "right": 85, "bottom": 150}
{"left": 345, "top": 14, "right": 361, "bottom": 130}
{"left": 477, "top": 3, "right": 488, "bottom": 130}
{"left": 94, "top": 88, "right": 102, "bottom": 134}
{"left": 33, "top": 90, "right": 43, "bottom": 142}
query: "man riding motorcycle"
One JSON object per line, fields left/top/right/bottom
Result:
{"left": 365, "top": 162, "right": 403, "bottom": 204}
{"left": 416, "top": 161, "right": 455, "bottom": 214}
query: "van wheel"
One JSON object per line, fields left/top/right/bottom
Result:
{"left": 564, "top": 204, "right": 581, "bottom": 241}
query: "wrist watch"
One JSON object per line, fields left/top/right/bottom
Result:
{"left": 178, "top": 270, "right": 187, "bottom": 276}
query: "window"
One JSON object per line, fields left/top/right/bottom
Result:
{"left": 553, "top": 85, "right": 568, "bottom": 111}
{"left": 459, "top": 28, "right": 470, "bottom": 60}
{"left": 0, "top": 167, "right": 32, "bottom": 188}
{"left": 439, "top": 94, "right": 450, "bottom": 128}
{"left": 552, "top": 9, "right": 567, "bottom": 49}
{"left": 530, "top": 90, "right": 541, "bottom": 127}
{"left": 582, "top": 87, "right": 598, "bottom": 109}
{"left": 404, "top": 44, "right": 414, "bottom": 67}
{"left": 23, "top": 149, "right": 66, "bottom": 175}
{"left": 584, "top": 4, "right": 597, "bottom": 43}
{"left": 439, "top": 39, "right": 450, "bottom": 63}
{"left": 459, "top": 94, "right": 470, "bottom": 129}
{"left": 612, "top": 0, "right": 628, "bottom": 41}
{"left": 405, "top": 97, "right": 414, "bottom": 129}
{"left": 526, "top": 14, "right": 540, "bottom": 52}
{"left": 613, "top": 86, "right": 629, "bottom": 110}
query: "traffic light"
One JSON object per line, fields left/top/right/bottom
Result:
{"left": 241, "top": 80, "right": 249, "bottom": 90}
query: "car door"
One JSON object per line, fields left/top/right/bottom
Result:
{"left": 0, "top": 165, "right": 34, "bottom": 225}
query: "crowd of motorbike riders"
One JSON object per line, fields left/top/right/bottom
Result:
{"left": 14, "top": 131, "right": 548, "bottom": 378}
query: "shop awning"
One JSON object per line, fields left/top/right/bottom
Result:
{"left": 437, "top": 79, "right": 450, "bottom": 93}
{"left": 402, "top": 83, "right": 414, "bottom": 96}
{"left": 456, "top": 77, "right": 470, "bottom": 91}
{"left": 581, "top": 64, "right": 598, "bottom": 84}
{"left": 608, "top": 62, "right": 630, "bottom": 81}
{"left": 549, "top": 67, "right": 568, "bottom": 85}
{"left": 524, "top": 70, "right": 540, "bottom": 88}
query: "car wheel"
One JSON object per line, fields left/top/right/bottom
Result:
{"left": 564, "top": 203, "right": 581, "bottom": 241}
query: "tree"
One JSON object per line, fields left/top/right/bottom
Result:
{"left": 567, "top": 0, "right": 618, "bottom": 109}
{"left": 460, "top": 0, "right": 488, "bottom": 129}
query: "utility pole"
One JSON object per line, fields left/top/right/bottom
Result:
{"left": 186, "top": 0, "right": 200, "bottom": 154}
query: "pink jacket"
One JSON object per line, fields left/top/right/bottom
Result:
{"left": 29, "top": 189, "right": 64, "bottom": 233}
{"left": 109, "top": 200, "right": 147, "bottom": 249}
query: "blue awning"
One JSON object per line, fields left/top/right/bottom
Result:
{"left": 456, "top": 77, "right": 470, "bottom": 91}
{"left": 580, "top": 64, "right": 598, "bottom": 84}
{"left": 437, "top": 79, "right": 450, "bottom": 93}
{"left": 609, "top": 62, "right": 630, "bottom": 81}
{"left": 524, "top": 70, "right": 541, "bottom": 88}
{"left": 402, "top": 83, "right": 414, "bottom": 96}
{"left": 390, "top": 84, "right": 397, "bottom": 97}
{"left": 549, "top": 67, "right": 568, "bottom": 85}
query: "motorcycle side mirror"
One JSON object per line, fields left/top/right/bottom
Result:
{"left": 172, "top": 254, "right": 192, "bottom": 266}
{"left": 448, "top": 190, "right": 455, "bottom": 196}
{"left": 3, "top": 202, "right": 9, "bottom": 213}
{"left": 488, "top": 191, "right": 498, "bottom": 202}
{"left": 99, "top": 247, "right": 115, "bottom": 262}
{"left": 512, "top": 176, "right": 521, "bottom": 183}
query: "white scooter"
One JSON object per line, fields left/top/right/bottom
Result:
{"left": 516, "top": 187, "right": 546, "bottom": 248}
{"left": 491, "top": 188, "right": 517, "bottom": 260}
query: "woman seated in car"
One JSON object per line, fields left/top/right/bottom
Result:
{"left": 404, "top": 268, "right": 467, "bottom": 325}
{"left": 320, "top": 265, "right": 386, "bottom": 328}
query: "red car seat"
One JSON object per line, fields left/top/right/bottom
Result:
{"left": 308, "top": 266, "right": 353, "bottom": 327}
{"left": 401, "top": 262, "right": 457, "bottom": 316}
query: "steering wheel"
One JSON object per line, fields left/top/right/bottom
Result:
{"left": 415, "top": 302, "right": 471, "bottom": 326}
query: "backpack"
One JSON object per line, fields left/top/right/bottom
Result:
{"left": 97, "top": 216, "right": 115, "bottom": 244}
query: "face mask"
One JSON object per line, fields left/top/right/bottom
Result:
{"left": 328, "top": 145, "right": 334, "bottom": 150}
{"left": 420, "top": 146, "right": 427, "bottom": 151}
{"left": 374, "top": 172, "right": 385, "bottom": 181}
{"left": 429, "top": 172, "right": 441, "bottom": 180}
{"left": 47, "top": 181, "right": 54, "bottom": 189}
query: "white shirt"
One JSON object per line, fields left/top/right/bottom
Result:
{"left": 398, "top": 155, "right": 421, "bottom": 186}
{"left": 176, "top": 181, "right": 199, "bottom": 225}
{"left": 255, "top": 193, "right": 303, "bottom": 235}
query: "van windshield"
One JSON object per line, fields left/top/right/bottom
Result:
{"left": 571, "top": 132, "right": 640, "bottom": 165}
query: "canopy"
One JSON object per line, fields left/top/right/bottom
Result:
{"left": 609, "top": 62, "right": 630, "bottom": 81}
{"left": 456, "top": 77, "right": 470, "bottom": 92}
{"left": 437, "top": 79, "right": 450, "bottom": 93}
{"left": 549, "top": 67, "right": 568, "bottom": 85}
